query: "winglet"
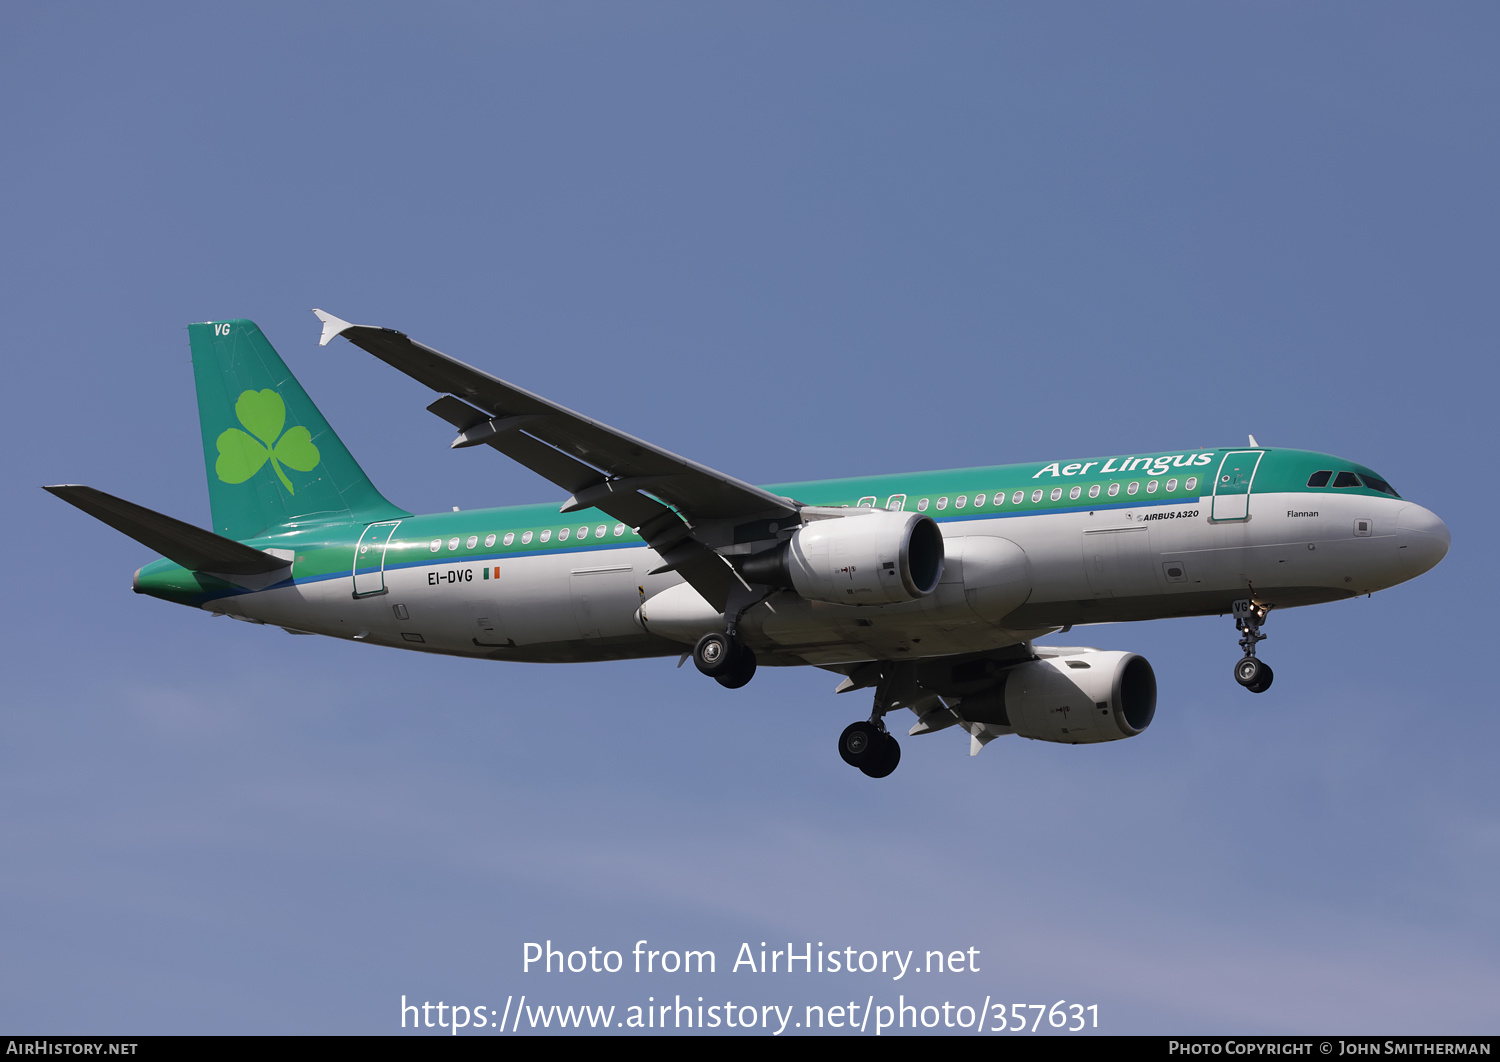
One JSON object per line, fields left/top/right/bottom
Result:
{"left": 313, "top": 308, "right": 356, "bottom": 347}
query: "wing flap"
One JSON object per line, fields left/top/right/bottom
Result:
{"left": 425, "top": 393, "right": 679, "bottom": 530}
{"left": 421, "top": 390, "right": 741, "bottom": 608}
{"left": 426, "top": 394, "right": 603, "bottom": 495}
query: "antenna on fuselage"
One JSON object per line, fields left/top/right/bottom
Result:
{"left": 1248, "top": 434, "right": 1260, "bottom": 447}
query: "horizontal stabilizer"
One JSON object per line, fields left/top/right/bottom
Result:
{"left": 44, "top": 485, "right": 291, "bottom": 576}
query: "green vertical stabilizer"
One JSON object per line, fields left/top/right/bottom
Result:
{"left": 189, "top": 320, "right": 409, "bottom": 539}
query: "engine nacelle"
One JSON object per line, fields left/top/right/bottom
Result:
{"left": 741, "top": 510, "right": 944, "bottom": 605}
{"left": 955, "top": 650, "right": 1156, "bottom": 743}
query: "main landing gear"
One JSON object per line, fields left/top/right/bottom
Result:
{"left": 837, "top": 667, "right": 904, "bottom": 778}
{"left": 693, "top": 631, "right": 757, "bottom": 689}
{"left": 1232, "top": 599, "right": 1274, "bottom": 694}
{"left": 691, "top": 586, "right": 770, "bottom": 690}
{"left": 839, "top": 719, "right": 901, "bottom": 778}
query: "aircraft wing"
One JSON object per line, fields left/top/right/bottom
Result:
{"left": 315, "top": 310, "right": 799, "bottom": 610}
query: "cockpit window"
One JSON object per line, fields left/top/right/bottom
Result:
{"left": 1333, "top": 472, "right": 1362, "bottom": 488}
{"left": 1306, "top": 471, "right": 1332, "bottom": 488}
{"left": 1359, "top": 474, "right": 1399, "bottom": 497}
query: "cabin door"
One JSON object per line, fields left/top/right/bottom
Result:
{"left": 1211, "top": 451, "right": 1264, "bottom": 521}
{"left": 352, "top": 521, "right": 401, "bottom": 597}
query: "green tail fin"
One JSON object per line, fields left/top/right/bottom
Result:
{"left": 189, "top": 319, "right": 409, "bottom": 540}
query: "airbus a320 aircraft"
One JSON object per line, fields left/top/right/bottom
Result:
{"left": 48, "top": 314, "right": 1450, "bottom": 778}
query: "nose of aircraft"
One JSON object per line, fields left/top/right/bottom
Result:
{"left": 1395, "top": 504, "right": 1450, "bottom": 579}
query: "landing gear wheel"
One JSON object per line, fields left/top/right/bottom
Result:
{"left": 1234, "top": 656, "right": 1273, "bottom": 692}
{"left": 714, "top": 644, "right": 757, "bottom": 689}
{"left": 838, "top": 721, "right": 901, "bottom": 778}
{"left": 693, "top": 632, "right": 735, "bottom": 678}
{"left": 839, "top": 721, "right": 879, "bottom": 766}
{"left": 861, "top": 735, "right": 901, "bottom": 779}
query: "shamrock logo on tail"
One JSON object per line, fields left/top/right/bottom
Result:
{"left": 215, "top": 389, "right": 320, "bottom": 494}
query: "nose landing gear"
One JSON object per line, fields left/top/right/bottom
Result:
{"left": 1232, "top": 599, "right": 1274, "bottom": 693}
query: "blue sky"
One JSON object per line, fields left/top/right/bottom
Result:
{"left": 2, "top": 2, "right": 1495, "bottom": 1035}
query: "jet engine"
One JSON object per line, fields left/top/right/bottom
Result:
{"left": 954, "top": 651, "right": 1156, "bottom": 743}
{"left": 740, "top": 510, "right": 944, "bottom": 605}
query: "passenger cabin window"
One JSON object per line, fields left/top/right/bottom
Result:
{"left": 484, "top": 534, "right": 496, "bottom": 548}
{"left": 447, "top": 537, "right": 460, "bottom": 551}
{"left": 559, "top": 528, "right": 570, "bottom": 541}
{"left": 1307, "top": 471, "right": 1333, "bottom": 488}
{"left": 614, "top": 524, "right": 625, "bottom": 536}
{"left": 955, "top": 495, "right": 966, "bottom": 508}
{"left": 1031, "top": 489, "right": 1043, "bottom": 503}
{"left": 936, "top": 497, "right": 948, "bottom": 510}
{"left": 1069, "top": 486, "right": 1081, "bottom": 500}
{"left": 974, "top": 493, "right": 985, "bottom": 507}
{"left": 503, "top": 533, "right": 515, "bottom": 546}
{"left": 1088, "top": 484, "right": 1100, "bottom": 499}
{"left": 1013, "top": 491, "right": 1025, "bottom": 504}
{"left": 597, "top": 524, "right": 608, "bottom": 538}
{"left": 1166, "top": 478, "right": 1178, "bottom": 492}
{"left": 466, "top": 535, "right": 478, "bottom": 549}
{"left": 917, "top": 498, "right": 929, "bottom": 511}
{"left": 429, "top": 539, "right": 442, "bottom": 552}
{"left": 1185, "top": 477, "right": 1198, "bottom": 491}
{"left": 1127, "top": 482, "right": 1139, "bottom": 496}
{"left": 1147, "top": 480, "right": 1159, "bottom": 494}
{"left": 1333, "top": 472, "right": 1361, "bottom": 488}
{"left": 1108, "top": 483, "right": 1120, "bottom": 497}
{"left": 522, "top": 531, "right": 533, "bottom": 544}
{"left": 539, "top": 530, "right": 551, "bottom": 542}
{"left": 1050, "top": 488, "right": 1062, "bottom": 501}
{"left": 994, "top": 493, "right": 1006, "bottom": 506}
{"left": 857, "top": 496, "right": 876, "bottom": 508}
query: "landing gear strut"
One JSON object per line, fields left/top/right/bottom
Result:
{"left": 1232, "top": 599, "right": 1274, "bottom": 693}
{"left": 838, "top": 668, "right": 903, "bottom": 778}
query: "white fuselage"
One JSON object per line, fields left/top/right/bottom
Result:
{"left": 207, "top": 489, "right": 1447, "bottom": 668}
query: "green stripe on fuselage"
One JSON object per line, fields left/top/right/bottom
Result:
{"left": 131, "top": 446, "right": 1402, "bottom": 606}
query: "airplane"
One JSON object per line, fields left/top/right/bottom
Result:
{"left": 47, "top": 313, "right": 1451, "bottom": 778}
